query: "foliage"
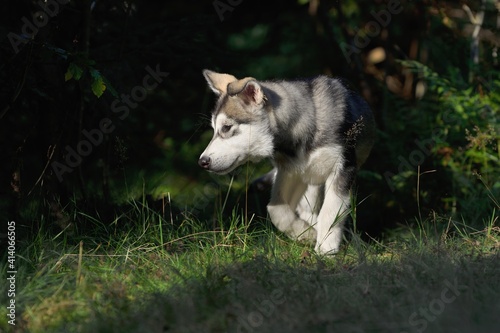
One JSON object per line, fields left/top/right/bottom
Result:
{"left": 65, "top": 56, "right": 116, "bottom": 99}
{"left": 384, "top": 60, "right": 499, "bottom": 223}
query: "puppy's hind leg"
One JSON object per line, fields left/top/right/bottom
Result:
{"left": 267, "top": 171, "right": 317, "bottom": 242}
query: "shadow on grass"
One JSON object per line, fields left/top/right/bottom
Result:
{"left": 89, "top": 249, "right": 500, "bottom": 333}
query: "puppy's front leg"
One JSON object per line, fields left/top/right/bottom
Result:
{"left": 315, "top": 172, "right": 351, "bottom": 255}
{"left": 267, "top": 170, "right": 317, "bottom": 242}
{"left": 296, "top": 184, "right": 322, "bottom": 226}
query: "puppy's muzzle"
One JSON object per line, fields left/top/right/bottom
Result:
{"left": 198, "top": 155, "right": 211, "bottom": 169}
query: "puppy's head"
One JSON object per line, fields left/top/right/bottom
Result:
{"left": 198, "top": 70, "right": 273, "bottom": 174}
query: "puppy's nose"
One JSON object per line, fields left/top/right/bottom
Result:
{"left": 198, "top": 156, "right": 211, "bottom": 169}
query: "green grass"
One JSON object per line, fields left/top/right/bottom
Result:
{"left": 1, "top": 200, "right": 499, "bottom": 333}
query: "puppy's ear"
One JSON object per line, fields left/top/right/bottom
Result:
{"left": 202, "top": 69, "right": 237, "bottom": 95}
{"left": 227, "top": 78, "right": 264, "bottom": 105}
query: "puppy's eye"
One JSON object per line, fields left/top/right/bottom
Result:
{"left": 221, "top": 125, "right": 232, "bottom": 133}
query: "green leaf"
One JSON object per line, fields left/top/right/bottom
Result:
{"left": 64, "top": 70, "right": 72, "bottom": 81}
{"left": 91, "top": 76, "right": 106, "bottom": 98}
{"left": 90, "top": 69, "right": 106, "bottom": 98}
{"left": 65, "top": 62, "right": 84, "bottom": 81}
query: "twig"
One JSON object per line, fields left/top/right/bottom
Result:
{"left": 463, "top": 2, "right": 485, "bottom": 66}
{"left": 28, "top": 145, "right": 57, "bottom": 196}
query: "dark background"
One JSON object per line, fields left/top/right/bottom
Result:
{"left": 1, "top": 0, "right": 498, "bottom": 242}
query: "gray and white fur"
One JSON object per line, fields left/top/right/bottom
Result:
{"left": 199, "top": 70, "right": 375, "bottom": 254}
